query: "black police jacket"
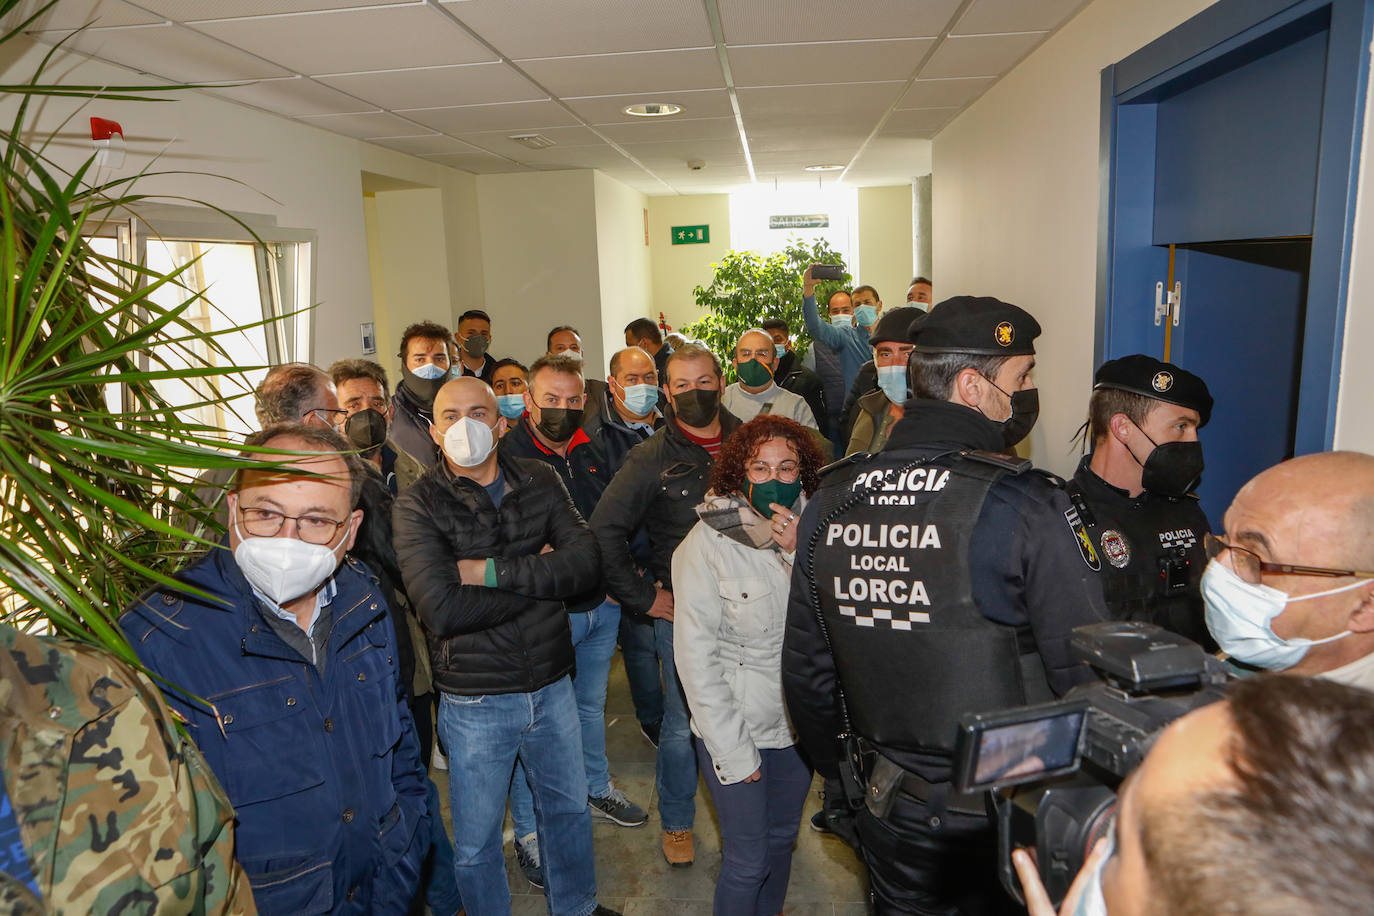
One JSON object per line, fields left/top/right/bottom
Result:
{"left": 392, "top": 450, "right": 601, "bottom": 695}
{"left": 590, "top": 405, "right": 742, "bottom": 616}
{"left": 782, "top": 399, "right": 1109, "bottom": 781}
{"left": 1068, "top": 456, "right": 1214, "bottom": 649}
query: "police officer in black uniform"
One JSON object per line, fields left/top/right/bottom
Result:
{"left": 1067, "top": 354, "right": 1214, "bottom": 648}
{"left": 781, "top": 297, "right": 1108, "bottom": 915}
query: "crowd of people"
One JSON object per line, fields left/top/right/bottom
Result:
{"left": 6, "top": 267, "right": 1374, "bottom": 916}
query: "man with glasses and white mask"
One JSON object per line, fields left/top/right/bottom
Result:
{"left": 393, "top": 377, "right": 621, "bottom": 916}
{"left": 1201, "top": 450, "right": 1374, "bottom": 689}
{"left": 122, "top": 423, "right": 434, "bottom": 915}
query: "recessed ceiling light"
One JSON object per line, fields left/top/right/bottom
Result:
{"left": 805, "top": 163, "right": 844, "bottom": 172}
{"left": 623, "top": 103, "right": 683, "bottom": 118}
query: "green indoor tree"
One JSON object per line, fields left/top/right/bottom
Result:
{"left": 683, "top": 238, "right": 850, "bottom": 362}
{"left": 1, "top": 0, "right": 272, "bottom": 662}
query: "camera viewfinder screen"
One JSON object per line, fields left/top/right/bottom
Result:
{"left": 972, "top": 711, "right": 1085, "bottom": 787}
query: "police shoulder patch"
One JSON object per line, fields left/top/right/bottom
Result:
{"left": 1064, "top": 506, "right": 1101, "bottom": 571}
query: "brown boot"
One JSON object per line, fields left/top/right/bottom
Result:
{"left": 661, "top": 829, "right": 694, "bottom": 868}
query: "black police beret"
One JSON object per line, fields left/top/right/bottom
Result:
{"left": 907, "top": 296, "right": 1041, "bottom": 356}
{"left": 1093, "top": 354, "right": 1213, "bottom": 427}
{"left": 868, "top": 306, "right": 924, "bottom": 346}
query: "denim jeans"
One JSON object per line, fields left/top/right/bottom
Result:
{"left": 509, "top": 600, "right": 621, "bottom": 838}
{"left": 655, "top": 617, "right": 698, "bottom": 831}
{"left": 437, "top": 677, "right": 598, "bottom": 916}
{"left": 422, "top": 776, "right": 462, "bottom": 916}
{"left": 618, "top": 613, "right": 664, "bottom": 728}
{"left": 696, "top": 743, "right": 812, "bottom": 916}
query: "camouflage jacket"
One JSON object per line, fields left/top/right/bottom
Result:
{"left": 0, "top": 625, "right": 256, "bottom": 915}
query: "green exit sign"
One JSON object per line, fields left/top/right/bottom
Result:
{"left": 671, "top": 224, "right": 710, "bottom": 245}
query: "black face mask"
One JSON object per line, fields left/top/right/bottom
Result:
{"left": 462, "top": 334, "right": 490, "bottom": 358}
{"left": 535, "top": 406, "right": 583, "bottom": 443}
{"left": 1136, "top": 436, "right": 1205, "bottom": 498}
{"left": 1002, "top": 388, "right": 1039, "bottom": 447}
{"left": 344, "top": 408, "right": 389, "bottom": 459}
{"left": 672, "top": 388, "right": 720, "bottom": 428}
{"left": 401, "top": 366, "right": 446, "bottom": 406}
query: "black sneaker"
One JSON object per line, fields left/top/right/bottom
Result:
{"left": 592, "top": 907, "right": 624, "bottom": 916}
{"left": 514, "top": 833, "right": 544, "bottom": 889}
{"left": 589, "top": 785, "right": 648, "bottom": 827}
{"left": 811, "top": 809, "right": 860, "bottom": 850}
{"left": 639, "top": 719, "right": 661, "bottom": 748}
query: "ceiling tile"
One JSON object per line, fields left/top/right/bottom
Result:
{"left": 299, "top": 109, "right": 424, "bottom": 138}
{"left": 457, "top": 125, "right": 608, "bottom": 158}
{"left": 737, "top": 82, "right": 903, "bottom": 128}
{"left": 439, "top": 0, "right": 712, "bottom": 58}
{"left": 422, "top": 150, "right": 530, "bottom": 174}
{"left": 727, "top": 39, "right": 935, "bottom": 87}
{"left": 400, "top": 99, "right": 581, "bottom": 133}
{"left": 919, "top": 32, "right": 1045, "bottom": 80}
{"left": 26, "top": 22, "right": 291, "bottom": 82}
{"left": 317, "top": 63, "right": 545, "bottom": 110}
{"left": 882, "top": 107, "right": 959, "bottom": 137}
{"left": 518, "top": 48, "right": 723, "bottom": 98}
{"left": 896, "top": 76, "right": 994, "bottom": 109}
{"left": 12, "top": 0, "right": 162, "bottom": 30}
{"left": 518, "top": 145, "right": 635, "bottom": 170}
{"left": 621, "top": 138, "right": 745, "bottom": 163}
{"left": 952, "top": 0, "right": 1088, "bottom": 36}
{"left": 564, "top": 88, "right": 732, "bottom": 125}
{"left": 191, "top": 5, "right": 496, "bottom": 75}
{"left": 718, "top": 0, "right": 962, "bottom": 44}
{"left": 851, "top": 136, "right": 932, "bottom": 174}
{"left": 745, "top": 126, "right": 866, "bottom": 153}
{"left": 752, "top": 148, "right": 856, "bottom": 169}
{"left": 369, "top": 134, "right": 480, "bottom": 155}
{"left": 145, "top": 0, "right": 409, "bottom": 19}
{"left": 203, "top": 75, "right": 375, "bottom": 117}
{"left": 597, "top": 116, "right": 740, "bottom": 144}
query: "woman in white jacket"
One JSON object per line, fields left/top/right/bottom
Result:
{"left": 672, "top": 414, "right": 826, "bottom": 916}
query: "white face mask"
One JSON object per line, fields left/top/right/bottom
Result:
{"left": 442, "top": 415, "right": 497, "bottom": 467}
{"left": 1202, "top": 559, "right": 1364, "bottom": 670}
{"left": 1071, "top": 831, "right": 1112, "bottom": 916}
{"left": 233, "top": 519, "right": 342, "bottom": 605}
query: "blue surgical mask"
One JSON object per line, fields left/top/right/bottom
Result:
{"left": 831, "top": 313, "right": 853, "bottom": 327}
{"left": 854, "top": 304, "right": 878, "bottom": 327}
{"left": 774, "top": 344, "right": 786, "bottom": 359}
{"left": 876, "top": 365, "right": 907, "bottom": 404}
{"left": 497, "top": 393, "right": 526, "bottom": 420}
{"left": 412, "top": 362, "right": 447, "bottom": 380}
{"left": 619, "top": 382, "right": 658, "bottom": 416}
{"left": 1202, "top": 560, "right": 1361, "bottom": 670}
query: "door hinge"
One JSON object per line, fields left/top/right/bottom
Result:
{"left": 1154, "top": 281, "right": 1182, "bottom": 326}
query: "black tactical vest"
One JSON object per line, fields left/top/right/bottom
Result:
{"left": 804, "top": 452, "right": 1029, "bottom": 755}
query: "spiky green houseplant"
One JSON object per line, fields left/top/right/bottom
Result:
{"left": 0, "top": 0, "right": 272, "bottom": 662}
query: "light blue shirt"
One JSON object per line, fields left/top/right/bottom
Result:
{"left": 801, "top": 294, "right": 872, "bottom": 391}
{"left": 251, "top": 577, "right": 338, "bottom": 665}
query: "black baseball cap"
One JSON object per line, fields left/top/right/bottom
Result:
{"left": 868, "top": 306, "right": 923, "bottom": 346}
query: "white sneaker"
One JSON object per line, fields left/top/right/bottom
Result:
{"left": 432, "top": 745, "right": 448, "bottom": 771}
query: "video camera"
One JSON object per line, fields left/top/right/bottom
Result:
{"left": 952, "top": 622, "right": 1230, "bottom": 906}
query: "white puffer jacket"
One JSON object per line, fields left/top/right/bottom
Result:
{"left": 672, "top": 499, "right": 798, "bottom": 786}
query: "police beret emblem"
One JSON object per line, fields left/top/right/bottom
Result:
{"left": 994, "top": 321, "right": 1015, "bottom": 347}
{"left": 1152, "top": 371, "right": 1174, "bottom": 393}
{"left": 1100, "top": 529, "right": 1131, "bottom": 568}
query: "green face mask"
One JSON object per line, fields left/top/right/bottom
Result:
{"left": 747, "top": 478, "right": 802, "bottom": 518}
{"left": 736, "top": 358, "right": 773, "bottom": 387}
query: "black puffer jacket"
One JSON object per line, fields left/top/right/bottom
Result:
{"left": 590, "top": 406, "right": 742, "bottom": 615}
{"left": 393, "top": 450, "right": 602, "bottom": 695}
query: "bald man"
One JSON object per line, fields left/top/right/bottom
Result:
{"left": 1017, "top": 675, "right": 1374, "bottom": 915}
{"left": 722, "top": 328, "right": 819, "bottom": 428}
{"left": 1199, "top": 451, "right": 1374, "bottom": 689}
{"left": 123, "top": 423, "right": 431, "bottom": 915}
{"left": 392, "top": 378, "right": 620, "bottom": 916}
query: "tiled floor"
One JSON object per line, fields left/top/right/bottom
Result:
{"left": 432, "top": 652, "right": 871, "bottom": 915}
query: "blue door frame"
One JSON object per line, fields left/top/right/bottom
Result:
{"left": 1094, "top": 0, "right": 1373, "bottom": 454}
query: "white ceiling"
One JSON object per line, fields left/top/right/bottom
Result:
{"left": 13, "top": 0, "right": 1090, "bottom": 195}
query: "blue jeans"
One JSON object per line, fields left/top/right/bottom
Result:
{"left": 655, "top": 617, "right": 697, "bottom": 831}
{"left": 619, "top": 613, "right": 664, "bottom": 728}
{"left": 423, "top": 776, "right": 462, "bottom": 915}
{"left": 510, "top": 600, "right": 621, "bottom": 838}
{"left": 437, "top": 678, "right": 598, "bottom": 916}
{"left": 696, "top": 743, "right": 812, "bottom": 916}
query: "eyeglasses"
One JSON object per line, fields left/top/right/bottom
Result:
{"left": 736, "top": 348, "right": 773, "bottom": 361}
{"left": 238, "top": 505, "right": 348, "bottom": 545}
{"left": 745, "top": 460, "right": 800, "bottom": 484}
{"left": 1204, "top": 533, "right": 1374, "bottom": 586}
{"left": 305, "top": 407, "right": 348, "bottom": 426}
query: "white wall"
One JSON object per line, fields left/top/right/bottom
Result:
{"left": 367, "top": 187, "right": 454, "bottom": 380}
{"left": 857, "top": 185, "right": 915, "bottom": 311}
{"left": 475, "top": 170, "right": 603, "bottom": 368}
{"left": 594, "top": 172, "right": 651, "bottom": 377}
{"left": 647, "top": 194, "right": 732, "bottom": 331}
{"left": 932, "top": 0, "right": 1219, "bottom": 476}
{"left": 1334, "top": 46, "right": 1374, "bottom": 455}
